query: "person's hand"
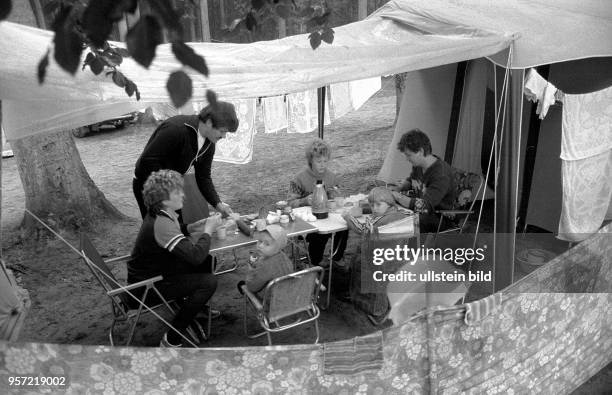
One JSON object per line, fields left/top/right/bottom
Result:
{"left": 215, "top": 202, "right": 233, "bottom": 217}
{"left": 392, "top": 191, "right": 412, "bottom": 208}
{"left": 228, "top": 212, "right": 241, "bottom": 221}
{"left": 303, "top": 194, "right": 313, "bottom": 206}
{"left": 204, "top": 213, "right": 223, "bottom": 235}
{"left": 188, "top": 218, "right": 208, "bottom": 234}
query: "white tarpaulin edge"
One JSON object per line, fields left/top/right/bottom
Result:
{"left": 0, "top": 0, "right": 514, "bottom": 140}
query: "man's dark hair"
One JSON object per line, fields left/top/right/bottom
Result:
{"left": 397, "top": 128, "right": 432, "bottom": 156}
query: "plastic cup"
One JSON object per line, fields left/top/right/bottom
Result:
{"left": 217, "top": 226, "right": 227, "bottom": 240}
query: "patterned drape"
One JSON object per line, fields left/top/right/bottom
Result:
{"left": 1, "top": 224, "right": 610, "bottom": 394}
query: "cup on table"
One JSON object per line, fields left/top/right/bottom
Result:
{"left": 334, "top": 196, "right": 345, "bottom": 208}
{"left": 255, "top": 218, "right": 267, "bottom": 231}
{"left": 280, "top": 215, "right": 290, "bottom": 226}
{"left": 216, "top": 226, "right": 227, "bottom": 240}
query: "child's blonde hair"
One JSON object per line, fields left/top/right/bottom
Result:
{"left": 305, "top": 138, "right": 331, "bottom": 167}
{"left": 368, "top": 187, "right": 396, "bottom": 207}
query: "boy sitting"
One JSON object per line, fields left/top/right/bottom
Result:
{"left": 238, "top": 226, "right": 294, "bottom": 294}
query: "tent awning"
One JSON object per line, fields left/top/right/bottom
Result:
{"left": 0, "top": 0, "right": 514, "bottom": 139}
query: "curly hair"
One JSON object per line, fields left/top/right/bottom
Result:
{"left": 397, "top": 129, "right": 432, "bottom": 156}
{"left": 142, "top": 170, "right": 184, "bottom": 216}
{"left": 305, "top": 138, "right": 331, "bottom": 167}
{"left": 368, "top": 187, "right": 396, "bottom": 207}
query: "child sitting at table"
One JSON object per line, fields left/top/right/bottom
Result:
{"left": 238, "top": 226, "right": 294, "bottom": 294}
{"left": 341, "top": 187, "right": 410, "bottom": 325}
{"left": 287, "top": 138, "right": 349, "bottom": 269}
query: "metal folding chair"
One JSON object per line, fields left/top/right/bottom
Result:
{"left": 79, "top": 234, "right": 202, "bottom": 346}
{"left": 241, "top": 266, "right": 323, "bottom": 345}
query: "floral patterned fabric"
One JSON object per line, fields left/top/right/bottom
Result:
{"left": 1, "top": 224, "right": 610, "bottom": 394}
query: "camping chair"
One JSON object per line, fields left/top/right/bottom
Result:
{"left": 434, "top": 168, "right": 484, "bottom": 238}
{"left": 79, "top": 234, "right": 203, "bottom": 347}
{"left": 241, "top": 266, "right": 323, "bottom": 345}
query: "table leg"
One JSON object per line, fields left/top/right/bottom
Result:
{"left": 324, "top": 233, "right": 334, "bottom": 309}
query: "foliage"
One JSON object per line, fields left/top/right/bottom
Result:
{"left": 0, "top": 0, "right": 335, "bottom": 108}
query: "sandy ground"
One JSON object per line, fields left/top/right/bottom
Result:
{"left": 2, "top": 80, "right": 610, "bottom": 391}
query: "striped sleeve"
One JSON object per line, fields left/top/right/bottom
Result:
{"left": 154, "top": 215, "right": 187, "bottom": 252}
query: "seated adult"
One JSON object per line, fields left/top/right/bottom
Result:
{"left": 127, "top": 169, "right": 222, "bottom": 347}
{"left": 287, "top": 139, "right": 349, "bottom": 268}
{"left": 391, "top": 129, "right": 455, "bottom": 233}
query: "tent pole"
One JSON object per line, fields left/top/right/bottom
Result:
{"left": 494, "top": 69, "right": 524, "bottom": 291}
{"left": 517, "top": 66, "right": 550, "bottom": 231}
{"left": 444, "top": 61, "right": 468, "bottom": 164}
{"left": 317, "top": 87, "right": 326, "bottom": 139}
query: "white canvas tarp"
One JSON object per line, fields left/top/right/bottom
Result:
{"left": 0, "top": 0, "right": 514, "bottom": 140}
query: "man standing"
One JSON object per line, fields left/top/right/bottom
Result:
{"left": 133, "top": 91, "right": 238, "bottom": 219}
{"left": 392, "top": 128, "right": 455, "bottom": 232}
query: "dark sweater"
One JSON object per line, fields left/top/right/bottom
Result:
{"left": 127, "top": 210, "right": 212, "bottom": 284}
{"left": 134, "top": 115, "right": 220, "bottom": 207}
{"left": 404, "top": 156, "right": 455, "bottom": 212}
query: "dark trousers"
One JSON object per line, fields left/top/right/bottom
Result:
{"left": 306, "top": 230, "right": 349, "bottom": 266}
{"left": 129, "top": 257, "right": 216, "bottom": 331}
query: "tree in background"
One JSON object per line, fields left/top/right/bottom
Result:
{"left": 0, "top": 0, "right": 335, "bottom": 231}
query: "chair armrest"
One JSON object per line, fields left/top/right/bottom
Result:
{"left": 241, "top": 285, "right": 264, "bottom": 311}
{"left": 104, "top": 254, "right": 131, "bottom": 264}
{"left": 436, "top": 210, "right": 474, "bottom": 215}
{"left": 107, "top": 275, "right": 164, "bottom": 297}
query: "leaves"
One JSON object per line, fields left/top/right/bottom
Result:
{"left": 89, "top": 57, "right": 104, "bottom": 75}
{"left": 37, "top": 49, "right": 50, "bottom": 84}
{"left": 309, "top": 31, "right": 321, "bottom": 50}
{"left": 112, "top": 71, "right": 127, "bottom": 87}
{"left": 82, "top": 0, "right": 118, "bottom": 48}
{"left": 172, "top": 41, "right": 209, "bottom": 77}
{"left": 113, "top": 47, "right": 130, "bottom": 58}
{"left": 126, "top": 15, "right": 163, "bottom": 68}
{"left": 245, "top": 11, "right": 257, "bottom": 31}
{"left": 52, "top": 5, "right": 83, "bottom": 75}
{"left": 321, "top": 27, "right": 334, "bottom": 44}
{"left": 0, "top": 0, "right": 12, "bottom": 21}
{"left": 167, "top": 70, "right": 192, "bottom": 108}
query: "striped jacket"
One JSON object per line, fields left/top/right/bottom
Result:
{"left": 127, "top": 209, "right": 212, "bottom": 284}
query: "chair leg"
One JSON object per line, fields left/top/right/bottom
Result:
{"left": 314, "top": 319, "right": 320, "bottom": 344}
{"left": 266, "top": 332, "right": 272, "bottom": 346}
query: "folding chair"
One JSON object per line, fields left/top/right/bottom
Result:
{"left": 79, "top": 234, "right": 201, "bottom": 347}
{"left": 435, "top": 168, "right": 484, "bottom": 237}
{"left": 241, "top": 266, "right": 323, "bottom": 345}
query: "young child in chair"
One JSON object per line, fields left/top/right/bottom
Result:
{"left": 238, "top": 226, "right": 294, "bottom": 294}
{"left": 341, "top": 187, "right": 409, "bottom": 325}
{"left": 342, "top": 187, "right": 407, "bottom": 234}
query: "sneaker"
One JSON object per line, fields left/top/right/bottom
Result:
{"left": 159, "top": 332, "right": 182, "bottom": 348}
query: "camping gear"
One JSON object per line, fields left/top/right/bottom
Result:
{"left": 311, "top": 181, "right": 329, "bottom": 219}
{"left": 241, "top": 266, "right": 323, "bottom": 345}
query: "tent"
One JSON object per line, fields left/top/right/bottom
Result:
{"left": 1, "top": 0, "right": 611, "bottom": 392}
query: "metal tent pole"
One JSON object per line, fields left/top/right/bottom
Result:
{"left": 317, "top": 87, "right": 326, "bottom": 139}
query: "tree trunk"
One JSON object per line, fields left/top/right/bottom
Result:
{"left": 11, "top": 130, "right": 126, "bottom": 230}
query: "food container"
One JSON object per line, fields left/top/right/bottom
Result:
{"left": 216, "top": 226, "right": 227, "bottom": 240}
{"left": 515, "top": 248, "right": 554, "bottom": 273}
{"left": 279, "top": 215, "right": 290, "bottom": 226}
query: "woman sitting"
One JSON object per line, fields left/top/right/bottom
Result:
{"left": 127, "top": 169, "right": 222, "bottom": 347}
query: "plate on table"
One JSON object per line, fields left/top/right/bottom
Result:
{"left": 242, "top": 213, "right": 259, "bottom": 221}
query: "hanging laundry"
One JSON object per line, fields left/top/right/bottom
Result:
{"left": 214, "top": 98, "right": 257, "bottom": 164}
{"left": 287, "top": 90, "right": 318, "bottom": 134}
{"left": 349, "top": 77, "right": 381, "bottom": 111}
{"left": 262, "top": 95, "right": 288, "bottom": 134}
{"left": 558, "top": 86, "right": 612, "bottom": 241}
{"left": 329, "top": 82, "right": 353, "bottom": 120}
{"left": 524, "top": 68, "right": 558, "bottom": 119}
